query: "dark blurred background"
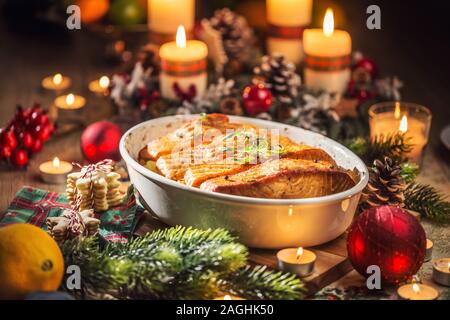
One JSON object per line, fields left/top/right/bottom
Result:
{"left": 1, "top": 0, "right": 449, "bottom": 146}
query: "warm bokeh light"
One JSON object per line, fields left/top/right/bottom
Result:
{"left": 176, "top": 25, "right": 187, "bottom": 48}
{"left": 394, "top": 102, "right": 401, "bottom": 119}
{"left": 66, "top": 93, "right": 75, "bottom": 106}
{"left": 323, "top": 8, "right": 334, "bottom": 36}
{"left": 412, "top": 283, "right": 420, "bottom": 293}
{"left": 53, "top": 73, "right": 63, "bottom": 85}
{"left": 52, "top": 157, "right": 60, "bottom": 168}
{"left": 223, "top": 295, "right": 232, "bottom": 300}
{"left": 99, "top": 76, "right": 110, "bottom": 89}
{"left": 399, "top": 115, "right": 408, "bottom": 133}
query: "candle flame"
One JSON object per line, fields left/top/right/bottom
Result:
{"left": 66, "top": 94, "right": 75, "bottom": 106}
{"left": 223, "top": 295, "right": 232, "bottom": 300}
{"left": 296, "top": 247, "right": 303, "bottom": 260}
{"left": 412, "top": 283, "right": 420, "bottom": 294}
{"left": 323, "top": 8, "right": 334, "bottom": 37}
{"left": 53, "top": 157, "right": 60, "bottom": 168}
{"left": 53, "top": 73, "right": 63, "bottom": 85}
{"left": 176, "top": 25, "right": 187, "bottom": 49}
{"left": 394, "top": 102, "right": 401, "bottom": 119}
{"left": 399, "top": 115, "right": 408, "bottom": 133}
{"left": 99, "top": 76, "right": 110, "bottom": 89}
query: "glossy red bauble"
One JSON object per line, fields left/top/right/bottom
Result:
{"left": 11, "top": 149, "right": 29, "bottom": 167}
{"left": 242, "top": 84, "right": 273, "bottom": 116}
{"left": 347, "top": 205, "right": 426, "bottom": 285}
{"left": 81, "top": 121, "right": 122, "bottom": 163}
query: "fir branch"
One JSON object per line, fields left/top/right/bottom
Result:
{"left": 400, "top": 162, "right": 420, "bottom": 184}
{"left": 60, "top": 226, "right": 304, "bottom": 300}
{"left": 220, "top": 265, "right": 305, "bottom": 300}
{"left": 404, "top": 183, "right": 450, "bottom": 223}
{"left": 347, "top": 133, "right": 413, "bottom": 165}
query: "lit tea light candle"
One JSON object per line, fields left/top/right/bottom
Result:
{"left": 369, "top": 102, "right": 432, "bottom": 164}
{"left": 89, "top": 76, "right": 110, "bottom": 95}
{"left": 39, "top": 157, "right": 73, "bottom": 184}
{"left": 397, "top": 283, "right": 439, "bottom": 300}
{"left": 432, "top": 258, "right": 450, "bottom": 287}
{"left": 425, "top": 239, "right": 434, "bottom": 262}
{"left": 266, "top": 0, "right": 312, "bottom": 64}
{"left": 213, "top": 294, "right": 245, "bottom": 300}
{"left": 41, "top": 73, "right": 71, "bottom": 91}
{"left": 54, "top": 93, "right": 86, "bottom": 110}
{"left": 277, "top": 247, "right": 316, "bottom": 277}
{"left": 159, "top": 25, "right": 208, "bottom": 100}
{"left": 147, "top": 0, "right": 195, "bottom": 44}
{"left": 303, "top": 8, "right": 352, "bottom": 93}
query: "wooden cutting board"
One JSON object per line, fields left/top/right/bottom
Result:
{"left": 134, "top": 213, "right": 354, "bottom": 297}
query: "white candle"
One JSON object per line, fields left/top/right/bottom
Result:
{"left": 54, "top": 93, "right": 86, "bottom": 110}
{"left": 89, "top": 76, "right": 110, "bottom": 95}
{"left": 266, "top": 0, "right": 312, "bottom": 64}
{"left": 303, "top": 9, "right": 352, "bottom": 93}
{"left": 148, "top": 0, "right": 195, "bottom": 43}
{"left": 41, "top": 73, "right": 71, "bottom": 91}
{"left": 432, "top": 258, "right": 450, "bottom": 287}
{"left": 397, "top": 283, "right": 439, "bottom": 300}
{"left": 40, "top": 157, "right": 73, "bottom": 184}
{"left": 277, "top": 247, "right": 316, "bottom": 277}
{"left": 159, "top": 25, "right": 208, "bottom": 100}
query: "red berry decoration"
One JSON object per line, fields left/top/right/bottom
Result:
{"left": 242, "top": 84, "right": 273, "bottom": 116}
{"left": 0, "top": 145, "right": 12, "bottom": 160}
{"left": 30, "top": 139, "right": 43, "bottom": 153}
{"left": 353, "top": 57, "right": 379, "bottom": 80}
{"left": 81, "top": 121, "right": 122, "bottom": 163}
{"left": 21, "top": 132, "right": 34, "bottom": 150}
{"left": 11, "top": 149, "right": 29, "bottom": 167}
{"left": 1, "top": 129, "right": 17, "bottom": 150}
{"left": 347, "top": 205, "right": 426, "bottom": 285}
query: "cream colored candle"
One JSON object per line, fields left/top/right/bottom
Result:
{"left": 40, "top": 157, "right": 73, "bottom": 184}
{"left": 277, "top": 247, "right": 316, "bottom": 277}
{"left": 303, "top": 9, "right": 352, "bottom": 93}
{"left": 432, "top": 258, "right": 450, "bottom": 287}
{"left": 148, "top": 0, "right": 195, "bottom": 43}
{"left": 266, "top": 0, "right": 312, "bottom": 64}
{"left": 41, "top": 73, "right": 71, "bottom": 92}
{"left": 89, "top": 76, "right": 110, "bottom": 95}
{"left": 54, "top": 93, "right": 86, "bottom": 110}
{"left": 425, "top": 239, "right": 433, "bottom": 262}
{"left": 369, "top": 102, "right": 431, "bottom": 164}
{"left": 397, "top": 283, "right": 439, "bottom": 300}
{"left": 159, "top": 25, "right": 208, "bottom": 100}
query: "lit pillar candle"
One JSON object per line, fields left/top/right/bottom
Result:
{"left": 397, "top": 283, "right": 439, "bottom": 300}
{"left": 277, "top": 247, "right": 316, "bottom": 277}
{"left": 147, "top": 0, "right": 195, "bottom": 44}
{"left": 89, "top": 76, "right": 110, "bottom": 95}
{"left": 303, "top": 9, "right": 352, "bottom": 93}
{"left": 159, "top": 25, "right": 208, "bottom": 100}
{"left": 41, "top": 73, "right": 71, "bottom": 92}
{"left": 39, "top": 157, "right": 73, "bottom": 184}
{"left": 369, "top": 102, "right": 432, "bottom": 164}
{"left": 266, "top": 0, "right": 312, "bottom": 65}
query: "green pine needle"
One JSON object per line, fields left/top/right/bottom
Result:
{"left": 400, "top": 162, "right": 420, "bottom": 184}
{"left": 347, "top": 133, "right": 413, "bottom": 165}
{"left": 60, "top": 226, "right": 305, "bottom": 300}
{"left": 404, "top": 183, "right": 450, "bottom": 223}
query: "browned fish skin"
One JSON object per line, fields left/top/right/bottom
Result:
{"left": 199, "top": 158, "right": 355, "bottom": 199}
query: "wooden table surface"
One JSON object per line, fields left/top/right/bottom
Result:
{"left": 1, "top": 1, "right": 449, "bottom": 211}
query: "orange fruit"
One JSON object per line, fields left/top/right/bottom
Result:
{"left": 0, "top": 224, "right": 64, "bottom": 299}
{"left": 77, "top": 0, "right": 110, "bottom": 24}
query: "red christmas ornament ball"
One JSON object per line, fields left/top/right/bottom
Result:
{"left": 347, "top": 205, "right": 426, "bottom": 285}
{"left": 11, "top": 149, "right": 29, "bottom": 167}
{"left": 242, "top": 84, "right": 273, "bottom": 116}
{"left": 81, "top": 121, "right": 122, "bottom": 163}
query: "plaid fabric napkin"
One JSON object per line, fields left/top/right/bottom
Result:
{"left": 0, "top": 186, "right": 144, "bottom": 243}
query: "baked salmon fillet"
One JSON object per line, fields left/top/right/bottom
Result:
{"left": 199, "top": 158, "right": 356, "bottom": 199}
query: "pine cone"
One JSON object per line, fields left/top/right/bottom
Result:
{"left": 253, "top": 54, "right": 301, "bottom": 104}
{"left": 360, "top": 157, "right": 406, "bottom": 211}
{"left": 209, "top": 8, "right": 254, "bottom": 62}
{"left": 219, "top": 97, "right": 243, "bottom": 116}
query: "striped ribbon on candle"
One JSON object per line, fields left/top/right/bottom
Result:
{"left": 304, "top": 54, "right": 351, "bottom": 71}
{"left": 162, "top": 59, "right": 207, "bottom": 77}
{"left": 268, "top": 24, "right": 306, "bottom": 39}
